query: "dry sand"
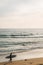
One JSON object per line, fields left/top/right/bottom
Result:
{"left": 0, "top": 58, "right": 43, "bottom": 65}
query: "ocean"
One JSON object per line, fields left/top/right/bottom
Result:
{"left": 0, "top": 29, "right": 43, "bottom": 55}
{"left": 0, "top": 29, "right": 43, "bottom": 62}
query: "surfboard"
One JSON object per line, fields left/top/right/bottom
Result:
{"left": 5, "top": 55, "right": 16, "bottom": 58}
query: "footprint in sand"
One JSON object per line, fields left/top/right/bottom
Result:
{"left": 4, "top": 64, "right": 6, "bottom": 65}
{"left": 24, "top": 59, "right": 27, "bottom": 61}
{"left": 29, "top": 62, "right": 32, "bottom": 64}
{"left": 38, "top": 64, "right": 43, "bottom": 65}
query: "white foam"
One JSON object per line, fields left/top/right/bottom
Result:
{"left": 0, "top": 49, "right": 43, "bottom": 62}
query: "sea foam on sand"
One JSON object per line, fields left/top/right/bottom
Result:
{"left": 0, "top": 49, "right": 43, "bottom": 62}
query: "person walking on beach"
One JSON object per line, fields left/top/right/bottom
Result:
{"left": 10, "top": 53, "right": 12, "bottom": 62}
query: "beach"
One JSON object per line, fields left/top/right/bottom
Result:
{"left": 0, "top": 29, "right": 43, "bottom": 64}
{"left": 0, "top": 49, "right": 43, "bottom": 65}
{"left": 0, "top": 57, "right": 43, "bottom": 65}
{"left": 0, "top": 49, "right": 43, "bottom": 62}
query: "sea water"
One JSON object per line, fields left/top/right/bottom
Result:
{"left": 0, "top": 29, "right": 43, "bottom": 62}
{"left": 0, "top": 29, "right": 43, "bottom": 55}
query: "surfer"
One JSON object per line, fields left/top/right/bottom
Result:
{"left": 6, "top": 52, "right": 16, "bottom": 62}
{"left": 10, "top": 53, "right": 12, "bottom": 62}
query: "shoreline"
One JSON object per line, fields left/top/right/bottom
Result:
{"left": 0, "top": 57, "right": 43, "bottom": 65}
{"left": 0, "top": 49, "right": 43, "bottom": 63}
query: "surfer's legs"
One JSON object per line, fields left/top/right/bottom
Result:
{"left": 9, "top": 58, "right": 12, "bottom": 62}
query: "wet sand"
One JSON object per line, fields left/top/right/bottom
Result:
{"left": 1, "top": 49, "right": 43, "bottom": 62}
{"left": 0, "top": 58, "right": 43, "bottom": 65}
{"left": 0, "top": 49, "right": 43, "bottom": 65}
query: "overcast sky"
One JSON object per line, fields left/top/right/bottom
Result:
{"left": 0, "top": 0, "right": 43, "bottom": 28}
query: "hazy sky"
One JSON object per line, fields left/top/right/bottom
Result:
{"left": 0, "top": 0, "right": 43, "bottom": 28}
